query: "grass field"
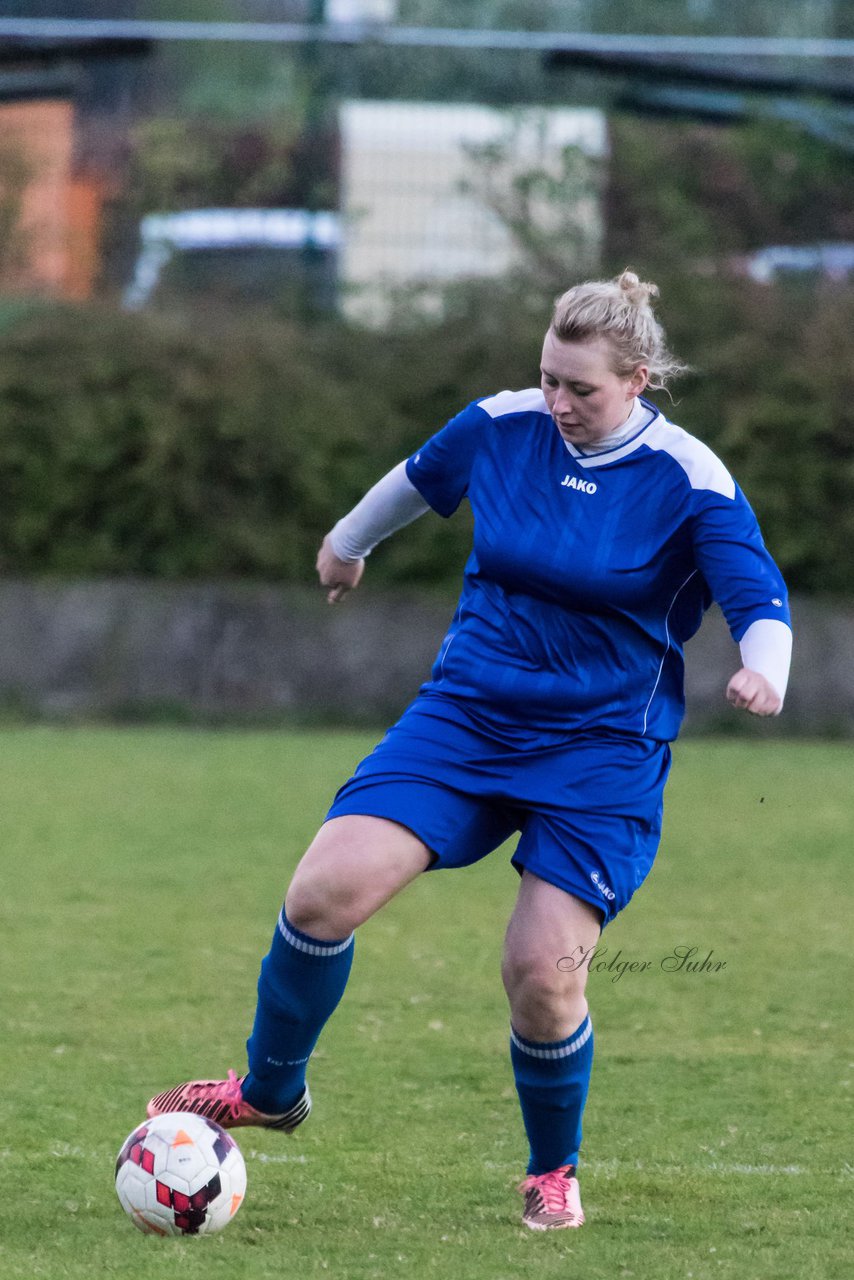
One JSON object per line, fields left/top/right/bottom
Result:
{"left": 0, "top": 727, "right": 851, "bottom": 1279}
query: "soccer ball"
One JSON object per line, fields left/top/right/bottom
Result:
{"left": 115, "top": 1112, "right": 247, "bottom": 1236}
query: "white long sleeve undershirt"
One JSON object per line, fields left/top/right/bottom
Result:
{"left": 328, "top": 460, "right": 429, "bottom": 561}
{"left": 738, "top": 617, "right": 792, "bottom": 705}
{"left": 326, "top": 453, "right": 793, "bottom": 705}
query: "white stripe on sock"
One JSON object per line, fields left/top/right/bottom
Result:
{"left": 511, "top": 1016, "right": 592, "bottom": 1060}
{"left": 277, "top": 909, "right": 354, "bottom": 956}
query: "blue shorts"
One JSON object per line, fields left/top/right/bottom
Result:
{"left": 326, "top": 693, "right": 671, "bottom": 926}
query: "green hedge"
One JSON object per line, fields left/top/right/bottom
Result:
{"left": 663, "top": 276, "right": 854, "bottom": 596}
{"left": 0, "top": 279, "right": 851, "bottom": 593}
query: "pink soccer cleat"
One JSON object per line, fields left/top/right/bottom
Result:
{"left": 518, "top": 1164, "right": 585, "bottom": 1231}
{"left": 147, "top": 1069, "right": 311, "bottom": 1133}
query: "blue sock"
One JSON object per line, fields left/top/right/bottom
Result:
{"left": 243, "top": 908, "right": 354, "bottom": 1115}
{"left": 510, "top": 1014, "right": 594, "bottom": 1175}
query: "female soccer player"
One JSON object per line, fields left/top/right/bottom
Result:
{"left": 148, "top": 271, "right": 792, "bottom": 1230}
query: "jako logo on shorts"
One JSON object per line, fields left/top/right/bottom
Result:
{"left": 591, "top": 871, "right": 616, "bottom": 900}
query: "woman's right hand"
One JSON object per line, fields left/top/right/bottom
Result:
{"left": 316, "top": 534, "right": 365, "bottom": 604}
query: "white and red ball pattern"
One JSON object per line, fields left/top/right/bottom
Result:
{"left": 115, "top": 1111, "right": 247, "bottom": 1235}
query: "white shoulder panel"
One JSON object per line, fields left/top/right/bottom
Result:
{"left": 478, "top": 387, "right": 549, "bottom": 419}
{"left": 644, "top": 420, "right": 735, "bottom": 499}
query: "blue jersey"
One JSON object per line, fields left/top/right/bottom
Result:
{"left": 405, "top": 389, "right": 791, "bottom": 742}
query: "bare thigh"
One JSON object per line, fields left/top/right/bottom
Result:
{"left": 284, "top": 814, "right": 432, "bottom": 940}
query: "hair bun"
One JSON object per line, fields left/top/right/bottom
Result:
{"left": 550, "top": 270, "right": 686, "bottom": 391}
{"left": 618, "top": 269, "right": 659, "bottom": 308}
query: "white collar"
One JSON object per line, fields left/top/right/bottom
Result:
{"left": 563, "top": 397, "right": 659, "bottom": 466}
{"left": 576, "top": 397, "right": 651, "bottom": 454}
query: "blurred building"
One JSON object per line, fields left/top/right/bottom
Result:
{"left": 338, "top": 101, "right": 607, "bottom": 320}
{"left": 0, "top": 36, "right": 151, "bottom": 301}
{"left": 0, "top": 95, "right": 85, "bottom": 297}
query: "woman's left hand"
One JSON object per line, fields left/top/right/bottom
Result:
{"left": 725, "top": 667, "right": 782, "bottom": 717}
{"left": 316, "top": 534, "right": 365, "bottom": 604}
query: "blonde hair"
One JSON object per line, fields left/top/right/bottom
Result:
{"left": 550, "top": 269, "right": 686, "bottom": 391}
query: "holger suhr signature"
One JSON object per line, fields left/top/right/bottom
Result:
{"left": 557, "top": 944, "right": 727, "bottom": 983}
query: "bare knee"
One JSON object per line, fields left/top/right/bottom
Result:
{"left": 284, "top": 816, "right": 430, "bottom": 940}
{"left": 502, "top": 949, "right": 589, "bottom": 1042}
{"left": 285, "top": 862, "right": 362, "bottom": 939}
